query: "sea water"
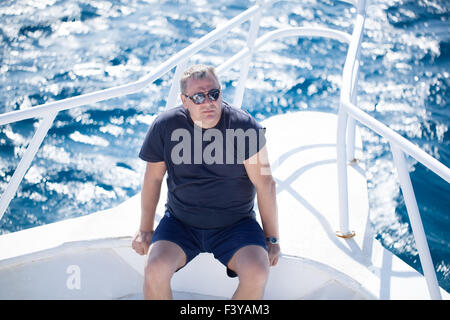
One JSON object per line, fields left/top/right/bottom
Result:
{"left": 0, "top": 0, "right": 449, "bottom": 293}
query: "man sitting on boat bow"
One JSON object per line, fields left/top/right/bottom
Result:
{"left": 132, "top": 64, "right": 280, "bottom": 299}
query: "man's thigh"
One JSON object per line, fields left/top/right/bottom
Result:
{"left": 148, "top": 212, "right": 202, "bottom": 270}
{"left": 209, "top": 217, "right": 268, "bottom": 277}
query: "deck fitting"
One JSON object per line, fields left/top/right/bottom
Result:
{"left": 335, "top": 231, "right": 356, "bottom": 239}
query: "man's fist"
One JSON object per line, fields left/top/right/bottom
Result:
{"left": 131, "top": 230, "right": 154, "bottom": 255}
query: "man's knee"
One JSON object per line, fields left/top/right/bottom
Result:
{"left": 144, "top": 241, "right": 186, "bottom": 283}
{"left": 145, "top": 254, "right": 174, "bottom": 282}
{"left": 239, "top": 259, "right": 270, "bottom": 285}
{"left": 230, "top": 246, "right": 270, "bottom": 285}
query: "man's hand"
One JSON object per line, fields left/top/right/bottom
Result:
{"left": 268, "top": 243, "right": 280, "bottom": 266}
{"left": 132, "top": 230, "right": 154, "bottom": 255}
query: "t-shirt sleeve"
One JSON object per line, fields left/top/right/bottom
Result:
{"left": 246, "top": 116, "right": 266, "bottom": 160}
{"left": 229, "top": 106, "right": 266, "bottom": 161}
{"left": 139, "top": 117, "right": 165, "bottom": 162}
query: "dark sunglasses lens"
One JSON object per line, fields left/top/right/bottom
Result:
{"left": 208, "top": 89, "right": 220, "bottom": 101}
{"left": 191, "top": 93, "right": 206, "bottom": 104}
{"left": 189, "top": 89, "right": 220, "bottom": 104}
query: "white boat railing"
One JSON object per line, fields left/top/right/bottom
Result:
{"left": 0, "top": 0, "right": 447, "bottom": 299}
{"left": 336, "top": 0, "right": 446, "bottom": 300}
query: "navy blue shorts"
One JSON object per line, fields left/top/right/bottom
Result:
{"left": 150, "top": 211, "right": 268, "bottom": 277}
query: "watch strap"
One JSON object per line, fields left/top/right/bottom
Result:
{"left": 266, "top": 237, "right": 279, "bottom": 244}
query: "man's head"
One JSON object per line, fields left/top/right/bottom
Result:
{"left": 180, "top": 64, "right": 222, "bottom": 129}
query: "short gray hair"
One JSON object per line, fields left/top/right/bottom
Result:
{"left": 179, "top": 64, "right": 220, "bottom": 94}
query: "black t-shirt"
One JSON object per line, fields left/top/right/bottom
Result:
{"left": 139, "top": 101, "right": 266, "bottom": 229}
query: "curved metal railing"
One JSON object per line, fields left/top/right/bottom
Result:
{"left": 0, "top": 0, "right": 448, "bottom": 299}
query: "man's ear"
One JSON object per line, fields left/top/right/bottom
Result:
{"left": 180, "top": 94, "right": 188, "bottom": 108}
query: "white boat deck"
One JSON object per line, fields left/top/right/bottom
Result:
{"left": 0, "top": 111, "right": 448, "bottom": 300}
{"left": 261, "top": 111, "right": 449, "bottom": 300}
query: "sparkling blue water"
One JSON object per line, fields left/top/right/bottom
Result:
{"left": 0, "top": 0, "right": 449, "bottom": 292}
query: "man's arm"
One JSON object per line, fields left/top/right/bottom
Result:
{"left": 244, "top": 145, "right": 280, "bottom": 266}
{"left": 132, "top": 161, "right": 166, "bottom": 255}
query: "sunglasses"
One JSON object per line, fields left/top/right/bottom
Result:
{"left": 183, "top": 88, "right": 221, "bottom": 105}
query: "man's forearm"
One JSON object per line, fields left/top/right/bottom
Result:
{"left": 140, "top": 179, "right": 163, "bottom": 232}
{"left": 256, "top": 178, "right": 279, "bottom": 238}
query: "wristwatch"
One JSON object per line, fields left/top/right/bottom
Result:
{"left": 266, "top": 237, "right": 279, "bottom": 244}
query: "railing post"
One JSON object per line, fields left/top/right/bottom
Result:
{"left": 390, "top": 142, "right": 442, "bottom": 300}
{"left": 336, "top": 1, "right": 366, "bottom": 238}
{"left": 346, "top": 110, "right": 356, "bottom": 163}
{"left": 165, "top": 59, "right": 188, "bottom": 110}
{"left": 232, "top": 5, "right": 263, "bottom": 108}
{"left": 0, "top": 111, "right": 58, "bottom": 221}
{"left": 336, "top": 106, "right": 355, "bottom": 238}
{"left": 346, "top": 55, "right": 360, "bottom": 163}
{"left": 346, "top": 2, "right": 365, "bottom": 163}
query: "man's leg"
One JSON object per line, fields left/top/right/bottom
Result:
{"left": 227, "top": 245, "right": 270, "bottom": 300}
{"left": 144, "top": 240, "right": 187, "bottom": 299}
